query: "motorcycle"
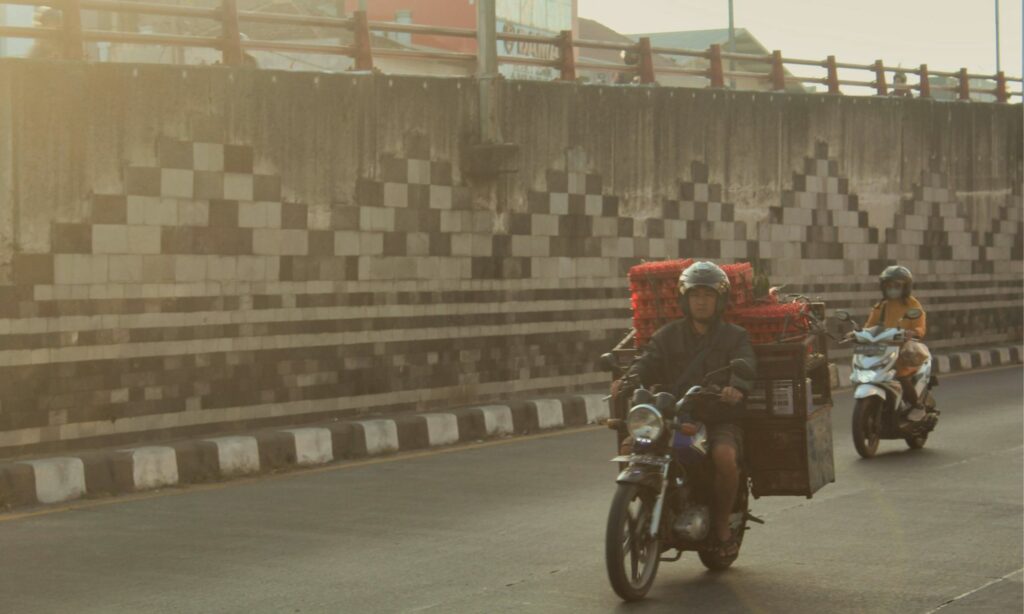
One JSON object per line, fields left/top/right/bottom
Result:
{"left": 834, "top": 308, "right": 940, "bottom": 458}
{"left": 602, "top": 359, "right": 760, "bottom": 602}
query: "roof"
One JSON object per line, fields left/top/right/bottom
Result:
{"left": 628, "top": 28, "right": 768, "bottom": 56}
{"left": 629, "top": 27, "right": 808, "bottom": 91}
{"left": 577, "top": 17, "right": 678, "bottom": 69}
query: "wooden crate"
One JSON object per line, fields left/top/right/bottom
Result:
{"left": 745, "top": 405, "right": 835, "bottom": 498}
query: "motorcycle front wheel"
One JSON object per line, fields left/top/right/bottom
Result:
{"left": 852, "top": 397, "right": 882, "bottom": 458}
{"left": 605, "top": 483, "right": 661, "bottom": 602}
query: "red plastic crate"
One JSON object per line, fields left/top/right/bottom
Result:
{"left": 629, "top": 259, "right": 693, "bottom": 347}
{"left": 723, "top": 302, "right": 812, "bottom": 345}
{"left": 629, "top": 259, "right": 762, "bottom": 347}
{"left": 721, "top": 262, "right": 754, "bottom": 308}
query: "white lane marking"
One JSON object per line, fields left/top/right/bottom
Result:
{"left": 580, "top": 394, "right": 609, "bottom": 423}
{"left": 421, "top": 414, "right": 459, "bottom": 447}
{"left": 533, "top": 399, "right": 564, "bottom": 429}
{"left": 925, "top": 567, "right": 1024, "bottom": 613}
{"left": 20, "top": 458, "right": 86, "bottom": 504}
{"left": 356, "top": 420, "right": 399, "bottom": 455}
{"left": 205, "top": 436, "right": 261, "bottom": 475}
{"left": 126, "top": 446, "right": 179, "bottom": 490}
{"left": 478, "top": 405, "right": 513, "bottom": 436}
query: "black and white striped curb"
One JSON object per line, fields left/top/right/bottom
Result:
{"left": 0, "top": 394, "right": 609, "bottom": 511}
{"left": 830, "top": 344, "right": 1022, "bottom": 390}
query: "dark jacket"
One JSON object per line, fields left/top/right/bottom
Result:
{"left": 626, "top": 318, "right": 758, "bottom": 424}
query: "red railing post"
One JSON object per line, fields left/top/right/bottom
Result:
{"left": 918, "top": 64, "right": 930, "bottom": 98}
{"left": 352, "top": 10, "right": 374, "bottom": 71}
{"left": 770, "top": 50, "right": 785, "bottom": 91}
{"left": 873, "top": 60, "right": 887, "bottom": 95}
{"left": 221, "top": 0, "right": 243, "bottom": 65}
{"left": 61, "top": 0, "right": 84, "bottom": 60}
{"left": 637, "top": 37, "right": 656, "bottom": 84}
{"left": 707, "top": 44, "right": 725, "bottom": 88}
{"left": 957, "top": 68, "right": 970, "bottom": 100}
{"left": 825, "top": 55, "right": 840, "bottom": 94}
{"left": 995, "top": 71, "right": 1008, "bottom": 103}
{"left": 557, "top": 30, "right": 576, "bottom": 80}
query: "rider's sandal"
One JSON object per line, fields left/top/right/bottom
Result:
{"left": 714, "top": 534, "right": 740, "bottom": 559}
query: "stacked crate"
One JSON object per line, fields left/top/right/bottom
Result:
{"left": 628, "top": 259, "right": 692, "bottom": 347}
{"left": 628, "top": 260, "right": 755, "bottom": 347}
{"left": 723, "top": 301, "right": 812, "bottom": 345}
{"left": 745, "top": 340, "right": 835, "bottom": 498}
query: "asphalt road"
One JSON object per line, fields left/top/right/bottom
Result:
{"left": 1, "top": 367, "right": 1021, "bottom": 613}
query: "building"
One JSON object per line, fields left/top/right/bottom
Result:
{"left": 345, "top": 0, "right": 576, "bottom": 80}
{"left": 628, "top": 28, "right": 808, "bottom": 93}
{"left": 0, "top": 3, "right": 41, "bottom": 58}
{"left": 577, "top": 17, "right": 699, "bottom": 87}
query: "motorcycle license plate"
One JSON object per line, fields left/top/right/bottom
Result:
{"left": 610, "top": 455, "right": 670, "bottom": 466}
{"left": 854, "top": 344, "right": 887, "bottom": 356}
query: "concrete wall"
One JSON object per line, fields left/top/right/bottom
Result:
{"left": 0, "top": 60, "right": 1020, "bottom": 457}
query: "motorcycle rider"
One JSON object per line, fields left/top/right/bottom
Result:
{"left": 863, "top": 265, "right": 928, "bottom": 421}
{"left": 620, "top": 261, "right": 757, "bottom": 558}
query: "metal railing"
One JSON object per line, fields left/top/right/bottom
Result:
{"left": 1, "top": 0, "right": 1021, "bottom": 102}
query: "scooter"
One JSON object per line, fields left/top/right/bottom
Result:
{"left": 835, "top": 308, "right": 939, "bottom": 458}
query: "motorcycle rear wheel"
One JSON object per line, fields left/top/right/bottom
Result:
{"left": 605, "top": 483, "right": 661, "bottom": 602}
{"left": 698, "top": 480, "right": 749, "bottom": 571}
{"left": 852, "top": 397, "right": 882, "bottom": 458}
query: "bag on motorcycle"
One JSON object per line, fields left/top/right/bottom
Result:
{"left": 896, "top": 339, "right": 929, "bottom": 369}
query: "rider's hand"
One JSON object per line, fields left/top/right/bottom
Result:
{"left": 721, "top": 386, "right": 744, "bottom": 405}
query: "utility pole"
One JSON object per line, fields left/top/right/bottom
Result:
{"left": 994, "top": 0, "right": 1001, "bottom": 74}
{"left": 477, "top": 0, "right": 499, "bottom": 143}
{"left": 727, "top": 0, "right": 735, "bottom": 88}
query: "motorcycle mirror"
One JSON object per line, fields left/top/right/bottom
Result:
{"left": 729, "top": 359, "right": 755, "bottom": 381}
{"left": 903, "top": 308, "right": 922, "bottom": 321}
{"left": 631, "top": 387, "right": 653, "bottom": 406}
{"left": 653, "top": 392, "right": 675, "bottom": 412}
{"left": 599, "top": 353, "right": 621, "bottom": 375}
{"left": 835, "top": 310, "right": 851, "bottom": 322}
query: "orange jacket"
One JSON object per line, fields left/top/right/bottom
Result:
{"left": 865, "top": 296, "right": 926, "bottom": 340}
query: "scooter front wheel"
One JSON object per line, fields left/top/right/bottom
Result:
{"left": 852, "top": 397, "right": 882, "bottom": 458}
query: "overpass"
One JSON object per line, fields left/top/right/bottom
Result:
{"left": 0, "top": 58, "right": 1020, "bottom": 457}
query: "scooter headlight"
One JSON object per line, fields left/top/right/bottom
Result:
{"left": 627, "top": 404, "right": 664, "bottom": 441}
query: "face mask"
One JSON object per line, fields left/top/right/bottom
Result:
{"left": 885, "top": 287, "right": 902, "bottom": 300}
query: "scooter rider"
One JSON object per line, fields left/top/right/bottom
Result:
{"left": 864, "top": 265, "right": 928, "bottom": 421}
{"left": 620, "top": 261, "right": 757, "bottom": 558}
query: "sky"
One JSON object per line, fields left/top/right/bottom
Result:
{"left": 578, "top": 0, "right": 1022, "bottom": 79}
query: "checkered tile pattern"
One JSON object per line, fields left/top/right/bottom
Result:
{"left": 884, "top": 164, "right": 1024, "bottom": 277}
{"left": 2, "top": 128, "right": 1020, "bottom": 457}
{"left": 758, "top": 141, "right": 878, "bottom": 279}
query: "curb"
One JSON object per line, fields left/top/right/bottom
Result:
{"left": 829, "top": 344, "right": 1022, "bottom": 391}
{"left": 2, "top": 344, "right": 1019, "bottom": 513}
{"left": 0, "top": 393, "right": 610, "bottom": 512}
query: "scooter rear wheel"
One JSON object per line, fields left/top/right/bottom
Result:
{"left": 852, "top": 397, "right": 882, "bottom": 458}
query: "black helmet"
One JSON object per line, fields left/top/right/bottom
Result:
{"left": 679, "top": 261, "right": 730, "bottom": 316}
{"left": 879, "top": 265, "right": 913, "bottom": 299}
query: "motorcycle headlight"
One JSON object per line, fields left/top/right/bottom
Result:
{"left": 627, "top": 404, "right": 664, "bottom": 441}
